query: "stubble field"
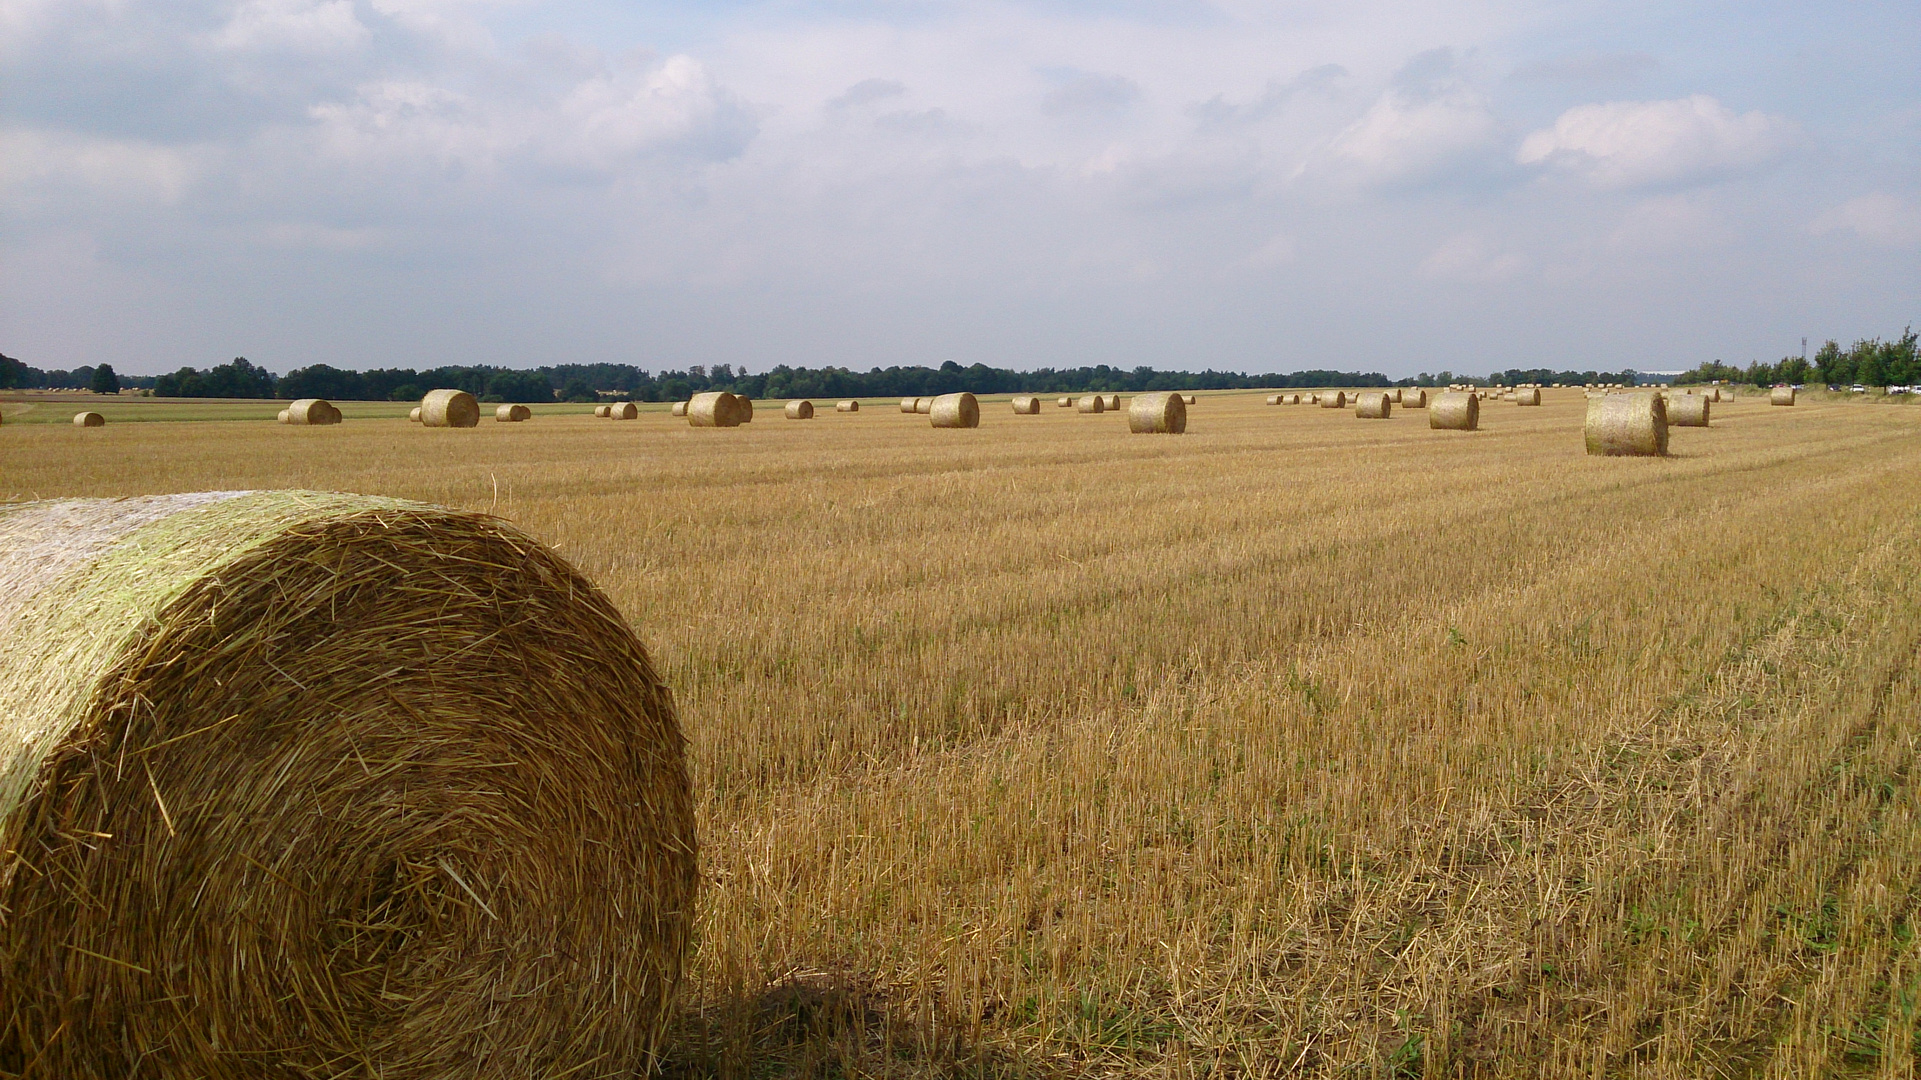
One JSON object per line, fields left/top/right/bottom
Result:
{"left": 4, "top": 390, "right": 1918, "bottom": 1078}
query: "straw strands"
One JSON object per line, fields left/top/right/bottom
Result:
{"left": 1668, "top": 394, "right": 1711, "bottom": 427}
{"left": 1355, "top": 392, "right": 1392, "bottom": 419}
{"left": 0, "top": 491, "right": 695, "bottom": 1075}
{"left": 1585, "top": 392, "right": 1669, "bottom": 456}
{"left": 420, "top": 390, "right": 480, "bottom": 428}
{"left": 1771, "top": 386, "right": 1797, "bottom": 406}
{"left": 1429, "top": 391, "right": 1479, "bottom": 431}
{"left": 1011, "top": 395, "right": 1041, "bottom": 414}
{"left": 1126, "top": 392, "right": 1187, "bottom": 434}
{"left": 929, "top": 393, "right": 981, "bottom": 429}
{"left": 74, "top": 412, "right": 105, "bottom": 427}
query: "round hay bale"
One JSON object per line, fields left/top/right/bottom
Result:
{"left": 1010, "top": 395, "right": 1041, "bottom": 414}
{"left": 1181, "top": 394, "right": 1196, "bottom": 405}
{"left": 687, "top": 391, "right": 742, "bottom": 427}
{"left": 734, "top": 396, "right": 753, "bottom": 423}
{"left": 784, "top": 399, "right": 815, "bottom": 420}
{"left": 73, "top": 412, "right": 105, "bottom": 427}
{"left": 671, "top": 401, "right": 689, "bottom": 417}
{"left": 836, "top": 400, "right": 859, "bottom": 413}
{"left": 1103, "top": 394, "right": 1121, "bottom": 411}
{"left": 1586, "top": 391, "right": 1668, "bottom": 456}
{"left": 494, "top": 404, "right": 532, "bottom": 422}
{"left": 1056, "top": 396, "right": 1073, "bottom": 408}
{"left": 610, "top": 401, "right": 639, "bottom": 420}
{"left": 1515, "top": 387, "right": 1541, "bottom": 406}
{"left": 1265, "top": 394, "right": 1282, "bottom": 405}
{"left": 1356, "top": 392, "right": 1392, "bottom": 419}
{"left": 1429, "top": 391, "right": 1479, "bottom": 431}
{"left": 286, "top": 399, "right": 341, "bottom": 426}
{"left": 420, "top": 389, "right": 480, "bottom": 428}
{"left": 929, "top": 392, "right": 980, "bottom": 429}
{"left": 1318, "top": 391, "right": 1347, "bottom": 409}
{"left": 1770, "top": 386, "right": 1796, "bottom": 406}
{"left": 278, "top": 409, "right": 291, "bottom": 424}
{"left": 0, "top": 491, "right": 696, "bottom": 1074}
{"left": 1127, "top": 391, "right": 1186, "bottom": 434}
{"left": 594, "top": 405, "right": 613, "bottom": 418}
{"left": 1667, "top": 393, "right": 1710, "bottom": 427}
{"left": 913, "top": 397, "right": 932, "bottom": 415}
{"left": 1076, "top": 394, "right": 1104, "bottom": 414}
{"left": 1402, "top": 388, "right": 1428, "bottom": 408}
{"left": 1388, "top": 388, "right": 1403, "bottom": 403}
{"left": 409, "top": 407, "right": 423, "bottom": 423}
{"left": 900, "top": 398, "right": 918, "bottom": 413}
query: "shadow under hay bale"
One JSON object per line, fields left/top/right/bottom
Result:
{"left": 0, "top": 491, "right": 696, "bottom": 1075}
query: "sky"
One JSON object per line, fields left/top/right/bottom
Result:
{"left": 1, "top": 0, "right": 1916, "bottom": 378}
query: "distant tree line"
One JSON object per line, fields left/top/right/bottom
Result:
{"left": 0, "top": 355, "right": 154, "bottom": 392}
{"left": 1675, "top": 327, "right": 1918, "bottom": 388}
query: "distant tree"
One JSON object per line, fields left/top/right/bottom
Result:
{"left": 559, "top": 378, "right": 598, "bottom": 403}
{"left": 485, "top": 368, "right": 557, "bottom": 403}
{"left": 387, "top": 383, "right": 425, "bottom": 402}
{"left": 90, "top": 363, "right": 121, "bottom": 395}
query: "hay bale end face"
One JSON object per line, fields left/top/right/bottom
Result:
{"left": 74, "top": 412, "right": 105, "bottom": 427}
{"left": 1668, "top": 393, "right": 1710, "bottom": 427}
{"left": 1586, "top": 391, "right": 1669, "bottom": 456}
{"left": 420, "top": 389, "right": 480, "bottom": 428}
{"left": 1356, "top": 392, "right": 1392, "bottom": 419}
{"left": 735, "top": 396, "right": 754, "bottom": 422}
{"left": 1010, "top": 395, "right": 1041, "bottom": 414}
{"left": 1077, "top": 394, "right": 1104, "bottom": 414}
{"left": 1127, "top": 391, "right": 1187, "bottom": 434}
{"left": 1515, "top": 387, "right": 1541, "bottom": 406}
{"left": 0, "top": 492, "right": 696, "bottom": 1074}
{"left": 1319, "top": 391, "right": 1347, "bottom": 409}
{"left": 1771, "top": 386, "right": 1796, "bottom": 406}
{"left": 671, "top": 401, "right": 689, "bottom": 417}
{"left": 687, "top": 391, "right": 742, "bottom": 427}
{"left": 929, "top": 392, "right": 980, "bottom": 429}
{"left": 836, "top": 400, "right": 859, "bottom": 413}
{"left": 1429, "top": 391, "right": 1479, "bottom": 431}
{"left": 784, "top": 400, "right": 815, "bottom": 420}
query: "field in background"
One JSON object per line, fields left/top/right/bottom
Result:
{"left": 4, "top": 391, "right": 1919, "bottom": 1077}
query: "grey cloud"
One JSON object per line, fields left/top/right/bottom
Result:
{"left": 1510, "top": 54, "right": 1661, "bottom": 84}
{"left": 829, "top": 78, "right": 907, "bottom": 109}
{"left": 873, "top": 107, "right": 973, "bottom": 137}
{"left": 1188, "top": 64, "right": 1346, "bottom": 126}
{"left": 1041, "top": 73, "right": 1140, "bottom": 117}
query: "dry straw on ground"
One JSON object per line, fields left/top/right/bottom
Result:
{"left": 1667, "top": 394, "right": 1710, "bottom": 427}
{"left": 785, "top": 400, "right": 815, "bottom": 420}
{"left": 420, "top": 389, "right": 480, "bottom": 428}
{"left": 1515, "top": 388, "right": 1541, "bottom": 406}
{"left": 1319, "top": 391, "right": 1347, "bottom": 409}
{"left": 287, "top": 399, "right": 341, "bottom": 425}
{"left": 836, "top": 400, "right": 860, "bottom": 413}
{"left": 1011, "top": 395, "right": 1041, "bottom": 414}
{"left": 495, "top": 404, "right": 532, "bottom": 422}
{"left": 1077, "top": 395, "right": 1104, "bottom": 414}
{"left": 73, "top": 412, "right": 105, "bottom": 427}
{"left": 688, "top": 392, "right": 742, "bottom": 428}
{"left": 1429, "top": 391, "right": 1479, "bottom": 430}
{"left": 929, "top": 393, "right": 981, "bottom": 429}
{"left": 1585, "top": 392, "right": 1669, "bottom": 456}
{"left": 1356, "top": 392, "right": 1392, "bottom": 419}
{"left": 1772, "top": 386, "right": 1797, "bottom": 406}
{"left": 0, "top": 491, "right": 696, "bottom": 1075}
{"left": 1126, "top": 392, "right": 1187, "bottom": 434}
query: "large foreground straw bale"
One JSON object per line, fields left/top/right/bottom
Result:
{"left": 1515, "top": 387, "right": 1541, "bottom": 406}
{"left": 1402, "top": 388, "right": 1427, "bottom": 408}
{"left": 1585, "top": 391, "right": 1669, "bottom": 456}
{"left": 688, "top": 391, "right": 743, "bottom": 427}
{"left": 0, "top": 491, "right": 695, "bottom": 1075}
{"left": 1127, "top": 391, "right": 1187, "bottom": 434}
{"left": 1319, "top": 391, "right": 1347, "bottom": 408}
{"left": 784, "top": 400, "right": 815, "bottom": 419}
{"left": 1356, "top": 392, "right": 1392, "bottom": 419}
{"left": 287, "top": 399, "right": 341, "bottom": 425}
{"left": 610, "top": 401, "right": 639, "bottom": 420}
{"left": 419, "top": 389, "right": 480, "bottom": 428}
{"left": 1429, "top": 391, "right": 1479, "bottom": 430}
{"left": 74, "top": 412, "right": 105, "bottom": 427}
{"left": 1077, "top": 395, "right": 1104, "bottom": 414}
{"left": 1771, "top": 386, "right": 1796, "bottom": 405}
{"left": 494, "top": 403, "right": 532, "bottom": 422}
{"left": 1010, "top": 395, "right": 1041, "bottom": 414}
{"left": 929, "top": 392, "right": 980, "bottom": 428}
{"left": 1668, "top": 393, "right": 1710, "bottom": 427}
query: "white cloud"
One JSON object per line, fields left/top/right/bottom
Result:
{"left": 1417, "top": 233, "right": 1523, "bottom": 281}
{"left": 215, "top": 0, "right": 369, "bottom": 53}
{"left": 1329, "top": 87, "right": 1498, "bottom": 184}
{"left": 0, "top": 129, "right": 200, "bottom": 203}
{"left": 1516, "top": 95, "right": 1796, "bottom": 188}
{"left": 1812, "top": 193, "right": 1921, "bottom": 247}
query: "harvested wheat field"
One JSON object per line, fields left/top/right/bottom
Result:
{"left": 2, "top": 389, "right": 1918, "bottom": 1078}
